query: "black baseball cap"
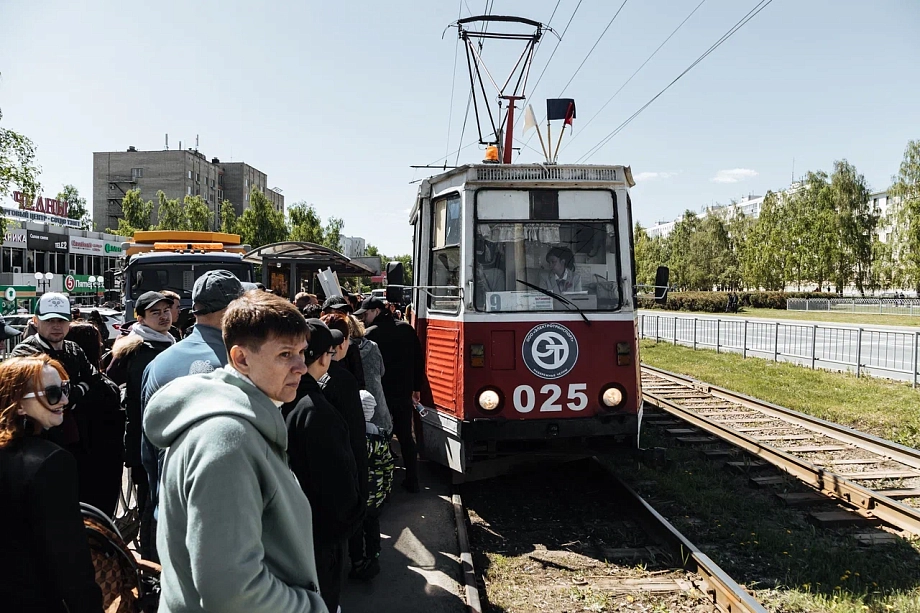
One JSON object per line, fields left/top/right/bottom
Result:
{"left": 191, "top": 270, "right": 245, "bottom": 315}
{"left": 135, "top": 291, "right": 172, "bottom": 316}
{"left": 322, "top": 295, "right": 352, "bottom": 313}
{"left": 353, "top": 296, "right": 386, "bottom": 316}
{"left": 304, "top": 318, "right": 345, "bottom": 364}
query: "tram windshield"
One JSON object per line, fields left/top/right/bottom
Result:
{"left": 474, "top": 221, "right": 621, "bottom": 312}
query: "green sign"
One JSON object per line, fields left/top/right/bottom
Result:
{"left": 105, "top": 243, "right": 122, "bottom": 253}
{"left": 64, "top": 275, "right": 103, "bottom": 294}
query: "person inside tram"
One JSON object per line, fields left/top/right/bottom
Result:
{"left": 540, "top": 245, "right": 582, "bottom": 294}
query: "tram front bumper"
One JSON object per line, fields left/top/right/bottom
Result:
{"left": 463, "top": 413, "right": 637, "bottom": 443}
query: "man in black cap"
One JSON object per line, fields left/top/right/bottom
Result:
{"left": 321, "top": 295, "right": 365, "bottom": 388}
{"left": 106, "top": 290, "right": 175, "bottom": 559}
{"left": 140, "top": 269, "right": 249, "bottom": 558}
{"left": 355, "top": 296, "right": 426, "bottom": 492}
{"left": 284, "top": 318, "right": 364, "bottom": 613}
{"left": 321, "top": 294, "right": 352, "bottom": 315}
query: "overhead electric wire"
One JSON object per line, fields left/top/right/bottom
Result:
{"left": 453, "top": 0, "right": 493, "bottom": 166}
{"left": 444, "top": 0, "right": 465, "bottom": 162}
{"left": 577, "top": 0, "right": 773, "bottom": 163}
{"left": 555, "top": 0, "right": 629, "bottom": 96}
{"left": 547, "top": 0, "right": 563, "bottom": 26}
{"left": 513, "top": 0, "right": 583, "bottom": 133}
{"left": 564, "top": 0, "right": 706, "bottom": 151}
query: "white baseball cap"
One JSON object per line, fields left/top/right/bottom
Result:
{"left": 35, "top": 292, "right": 72, "bottom": 321}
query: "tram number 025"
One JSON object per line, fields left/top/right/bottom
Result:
{"left": 512, "top": 384, "right": 588, "bottom": 413}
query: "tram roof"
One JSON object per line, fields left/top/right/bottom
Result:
{"left": 411, "top": 163, "right": 634, "bottom": 223}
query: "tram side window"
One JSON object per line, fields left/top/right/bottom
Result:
{"left": 429, "top": 195, "right": 462, "bottom": 313}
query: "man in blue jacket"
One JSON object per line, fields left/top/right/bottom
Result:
{"left": 139, "top": 270, "right": 249, "bottom": 558}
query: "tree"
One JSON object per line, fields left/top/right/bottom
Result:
{"left": 365, "top": 244, "right": 380, "bottom": 257}
{"left": 184, "top": 195, "right": 214, "bottom": 232}
{"left": 219, "top": 199, "right": 238, "bottom": 234}
{"left": 288, "top": 202, "right": 325, "bottom": 243}
{"left": 237, "top": 188, "right": 288, "bottom": 249}
{"left": 633, "top": 223, "right": 662, "bottom": 289}
{"left": 155, "top": 190, "right": 187, "bottom": 231}
{"left": 828, "top": 160, "right": 874, "bottom": 294}
{"left": 890, "top": 139, "right": 920, "bottom": 293}
{"left": 322, "top": 216, "right": 344, "bottom": 252}
{"left": 57, "top": 184, "right": 91, "bottom": 229}
{"left": 108, "top": 188, "right": 152, "bottom": 236}
{"left": 666, "top": 211, "right": 705, "bottom": 290}
{"left": 741, "top": 191, "right": 788, "bottom": 290}
{"left": 0, "top": 108, "right": 42, "bottom": 237}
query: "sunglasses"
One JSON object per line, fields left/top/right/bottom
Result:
{"left": 23, "top": 381, "right": 71, "bottom": 405}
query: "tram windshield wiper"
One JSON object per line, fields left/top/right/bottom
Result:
{"left": 516, "top": 279, "right": 590, "bottom": 325}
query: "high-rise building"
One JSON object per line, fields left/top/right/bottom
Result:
{"left": 93, "top": 146, "right": 284, "bottom": 232}
{"left": 341, "top": 236, "right": 366, "bottom": 258}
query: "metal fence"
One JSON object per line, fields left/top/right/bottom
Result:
{"left": 787, "top": 297, "right": 920, "bottom": 316}
{"left": 639, "top": 313, "right": 920, "bottom": 387}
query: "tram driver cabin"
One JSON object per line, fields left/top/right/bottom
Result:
{"left": 409, "top": 164, "right": 643, "bottom": 477}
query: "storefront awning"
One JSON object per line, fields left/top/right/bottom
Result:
{"left": 242, "top": 242, "right": 374, "bottom": 277}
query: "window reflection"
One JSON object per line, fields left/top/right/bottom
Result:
{"left": 474, "top": 222, "right": 620, "bottom": 312}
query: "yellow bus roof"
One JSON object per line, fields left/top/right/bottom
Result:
{"left": 131, "top": 231, "right": 241, "bottom": 245}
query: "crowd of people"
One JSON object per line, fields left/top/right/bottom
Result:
{"left": 0, "top": 274, "right": 426, "bottom": 613}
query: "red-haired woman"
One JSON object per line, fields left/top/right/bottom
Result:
{"left": 0, "top": 355, "right": 103, "bottom": 613}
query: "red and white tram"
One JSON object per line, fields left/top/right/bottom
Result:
{"left": 408, "top": 163, "right": 643, "bottom": 477}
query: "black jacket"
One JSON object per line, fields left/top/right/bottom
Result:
{"left": 12, "top": 335, "right": 104, "bottom": 450}
{"left": 106, "top": 336, "right": 173, "bottom": 468}
{"left": 342, "top": 342, "right": 366, "bottom": 390}
{"left": 320, "top": 361, "right": 369, "bottom": 503}
{"left": 285, "top": 374, "right": 365, "bottom": 547}
{"left": 365, "top": 312, "right": 425, "bottom": 398}
{"left": 0, "top": 437, "right": 103, "bottom": 613}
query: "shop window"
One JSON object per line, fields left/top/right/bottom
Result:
{"left": 76, "top": 255, "right": 85, "bottom": 275}
{"left": 12, "top": 248, "right": 23, "bottom": 272}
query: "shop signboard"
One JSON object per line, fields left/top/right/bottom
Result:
{"left": 2, "top": 228, "right": 27, "bottom": 249}
{"left": 69, "top": 236, "right": 105, "bottom": 255}
{"left": 27, "top": 230, "right": 69, "bottom": 252}
{"left": 104, "top": 242, "right": 123, "bottom": 255}
{"left": 63, "top": 275, "right": 103, "bottom": 294}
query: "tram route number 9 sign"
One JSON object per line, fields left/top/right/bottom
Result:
{"left": 515, "top": 323, "right": 586, "bottom": 413}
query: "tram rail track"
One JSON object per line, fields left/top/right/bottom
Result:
{"left": 458, "top": 457, "right": 766, "bottom": 613}
{"left": 641, "top": 364, "right": 920, "bottom": 537}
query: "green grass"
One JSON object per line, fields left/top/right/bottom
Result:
{"left": 609, "top": 429, "right": 920, "bottom": 613}
{"left": 639, "top": 339, "right": 920, "bottom": 449}
{"left": 717, "top": 307, "right": 920, "bottom": 327}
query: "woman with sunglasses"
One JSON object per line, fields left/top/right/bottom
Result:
{"left": 0, "top": 355, "right": 103, "bottom": 613}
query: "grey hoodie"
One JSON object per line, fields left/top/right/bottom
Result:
{"left": 144, "top": 367, "right": 327, "bottom": 613}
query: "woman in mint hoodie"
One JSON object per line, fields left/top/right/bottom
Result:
{"left": 143, "top": 291, "right": 327, "bottom": 613}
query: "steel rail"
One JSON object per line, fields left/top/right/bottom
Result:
{"left": 595, "top": 459, "right": 768, "bottom": 613}
{"left": 640, "top": 365, "right": 920, "bottom": 536}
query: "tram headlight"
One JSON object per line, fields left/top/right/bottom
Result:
{"left": 600, "top": 385, "right": 625, "bottom": 408}
{"left": 477, "top": 388, "right": 502, "bottom": 412}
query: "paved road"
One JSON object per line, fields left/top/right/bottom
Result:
{"left": 340, "top": 451, "right": 468, "bottom": 613}
{"left": 639, "top": 311, "right": 920, "bottom": 384}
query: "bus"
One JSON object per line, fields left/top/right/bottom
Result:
{"left": 409, "top": 163, "right": 644, "bottom": 478}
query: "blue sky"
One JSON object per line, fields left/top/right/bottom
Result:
{"left": 1, "top": 0, "right": 918, "bottom": 254}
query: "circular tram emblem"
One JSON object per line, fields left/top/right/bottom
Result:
{"left": 64, "top": 275, "right": 76, "bottom": 292}
{"left": 522, "top": 323, "right": 579, "bottom": 379}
